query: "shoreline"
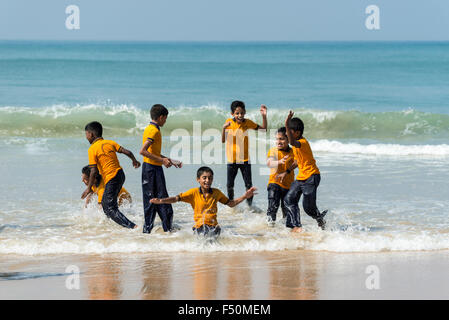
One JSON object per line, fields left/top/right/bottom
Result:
{"left": 1, "top": 250, "right": 448, "bottom": 300}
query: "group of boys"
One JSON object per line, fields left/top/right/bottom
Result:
{"left": 81, "top": 101, "right": 327, "bottom": 237}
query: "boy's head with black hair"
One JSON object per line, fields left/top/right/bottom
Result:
{"left": 196, "top": 166, "right": 214, "bottom": 191}
{"left": 277, "top": 126, "right": 287, "bottom": 136}
{"left": 230, "top": 100, "right": 246, "bottom": 124}
{"left": 85, "top": 121, "right": 103, "bottom": 144}
{"left": 287, "top": 117, "right": 304, "bottom": 140}
{"left": 81, "top": 165, "right": 101, "bottom": 187}
{"left": 276, "top": 126, "right": 289, "bottom": 150}
{"left": 150, "top": 104, "right": 169, "bottom": 127}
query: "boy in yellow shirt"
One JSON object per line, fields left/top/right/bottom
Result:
{"left": 150, "top": 167, "right": 257, "bottom": 237}
{"left": 222, "top": 100, "right": 267, "bottom": 207}
{"left": 139, "top": 104, "right": 182, "bottom": 234}
{"left": 81, "top": 121, "right": 140, "bottom": 229}
{"left": 82, "top": 166, "right": 132, "bottom": 208}
{"left": 266, "top": 127, "right": 297, "bottom": 226}
{"left": 283, "top": 111, "right": 327, "bottom": 232}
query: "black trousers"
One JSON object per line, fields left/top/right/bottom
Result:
{"left": 226, "top": 162, "right": 253, "bottom": 206}
{"left": 102, "top": 169, "right": 136, "bottom": 229}
{"left": 266, "top": 183, "right": 289, "bottom": 222}
{"left": 284, "top": 174, "right": 322, "bottom": 228}
{"left": 142, "top": 162, "right": 173, "bottom": 233}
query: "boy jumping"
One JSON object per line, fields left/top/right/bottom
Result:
{"left": 81, "top": 121, "right": 140, "bottom": 229}
{"left": 222, "top": 100, "right": 267, "bottom": 207}
{"left": 283, "top": 111, "right": 327, "bottom": 232}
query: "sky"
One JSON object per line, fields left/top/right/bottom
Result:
{"left": 0, "top": 0, "right": 449, "bottom": 41}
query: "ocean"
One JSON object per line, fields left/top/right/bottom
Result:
{"left": 1, "top": 41, "right": 448, "bottom": 255}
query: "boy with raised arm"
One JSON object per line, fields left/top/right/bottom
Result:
{"left": 140, "top": 104, "right": 182, "bottom": 234}
{"left": 283, "top": 111, "right": 327, "bottom": 232}
{"left": 266, "top": 127, "right": 297, "bottom": 226}
{"left": 81, "top": 121, "right": 140, "bottom": 229}
{"left": 150, "top": 167, "right": 257, "bottom": 237}
{"left": 221, "top": 100, "right": 267, "bottom": 207}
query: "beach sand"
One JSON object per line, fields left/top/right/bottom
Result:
{"left": 1, "top": 250, "right": 448, "bottom": 300}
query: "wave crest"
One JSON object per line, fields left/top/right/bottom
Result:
{"left": 1, "top": 104, "right": 448, "bottom": 140}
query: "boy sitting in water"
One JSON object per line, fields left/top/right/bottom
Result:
{"left": 266, "top": 127, "right": 297, "bottom": 227}
{"left": 150, "top": 166, "right": 257, "bottom": 237}
{"left": 222, "top": 101, "right": 267, "bottom": 208}
{"left": 283, "top": 111, "right": 327, "bottom": 232}
{"left": 81, "top": 165, "right": 132, "bottom": 208}
{"left": 81, "top": 121, "right": 140, "bottom": 229}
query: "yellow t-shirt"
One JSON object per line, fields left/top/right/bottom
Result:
{"left": 88, "top": 138, "right": 122, "bottom": 185}
{"left": 267, "top": 147, "right": 295, "bottom": 189}
{"left": 92, "top": 180, "right": 129, "bottom": 204}
{"left": 142, "top": 122, "right": 162, "bottom": 166}
{"left": 178, "top": 187, "right": 229, "bottom": 228}
{"left": 224, "top": 118, "right": 259, "bottom": 163}
{"left": 292, "top": 137, "right": 320, "bottom": 181}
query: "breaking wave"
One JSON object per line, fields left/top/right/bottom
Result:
{"left": 1, "top": 104, "right": 449, "bottom": 141}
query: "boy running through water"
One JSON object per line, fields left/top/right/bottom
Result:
{"left": 81, "top": 121, "right": 140, "bottom": 229}
{"left": 140, "top": 104, "right": 182, "bottom": 234}
{"left": 222, "top": 100, "right": 267, "bottom": 207}
{"left": 283, "top": 111, "right": 327, "bottom": 232}
{"left": 150, "top": 167, "right": 257, "bottom": 237}
{"left": 266, "top": 127, "right": 297, "bottom": 226}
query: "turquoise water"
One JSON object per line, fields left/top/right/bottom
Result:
{"left": 1, "top": 41, "right": 449, "bottom": 113}
{"left": 1, "top": 41, "right": 448, "bottom": 254}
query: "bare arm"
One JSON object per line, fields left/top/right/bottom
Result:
{"left": 222, "top": 122, "right": 231, "bottom": 143}
{"left": 150, "top": 195, "right": 180, "bottom": 204}
{"left": 276, "top": 160, "right": 298, "bottom": 183}
{"left": 118, "top": 146, "right": 141, "bottom": 168}
{"left": 285, "top": 110, "right": 301, "bottom": 148}
{"left": 287, "top": 159, "right": 298, "bottom": 171}
{"left": 266, "top": 155, "right": 289, "bottom": 168}
{"left": 84, "top": 194, "right": 93, "bottom": 207}
{"left": 81, "top": 166, "right": 97, "bottom": 199}
{"left": 139, "top": 140, "right": 173, "bottom": 168}
{"left": 258, "top": 104, "right": 267, "bottom": 130}
{"left": 227, "top": 187, "right": 257, "bottom": 208}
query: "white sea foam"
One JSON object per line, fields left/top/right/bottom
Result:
{"left": 311, "top": 140, "right": 449, "bottom": 156}
{"left": 1, "top": 104, "right": 449, "bottom": 141}
{"left": 1, "top": 206, "right": 448, "bottom": 255}
{"left": 1, "top": 229, "right": 448, "bottom": 255}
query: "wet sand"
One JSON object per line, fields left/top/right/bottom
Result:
{"left": 0, "top": 250, "right": 448, "bottom": 299}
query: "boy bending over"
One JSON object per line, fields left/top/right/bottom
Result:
{"left": 82, "top": 121, "right": 140, "bottom": 229}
